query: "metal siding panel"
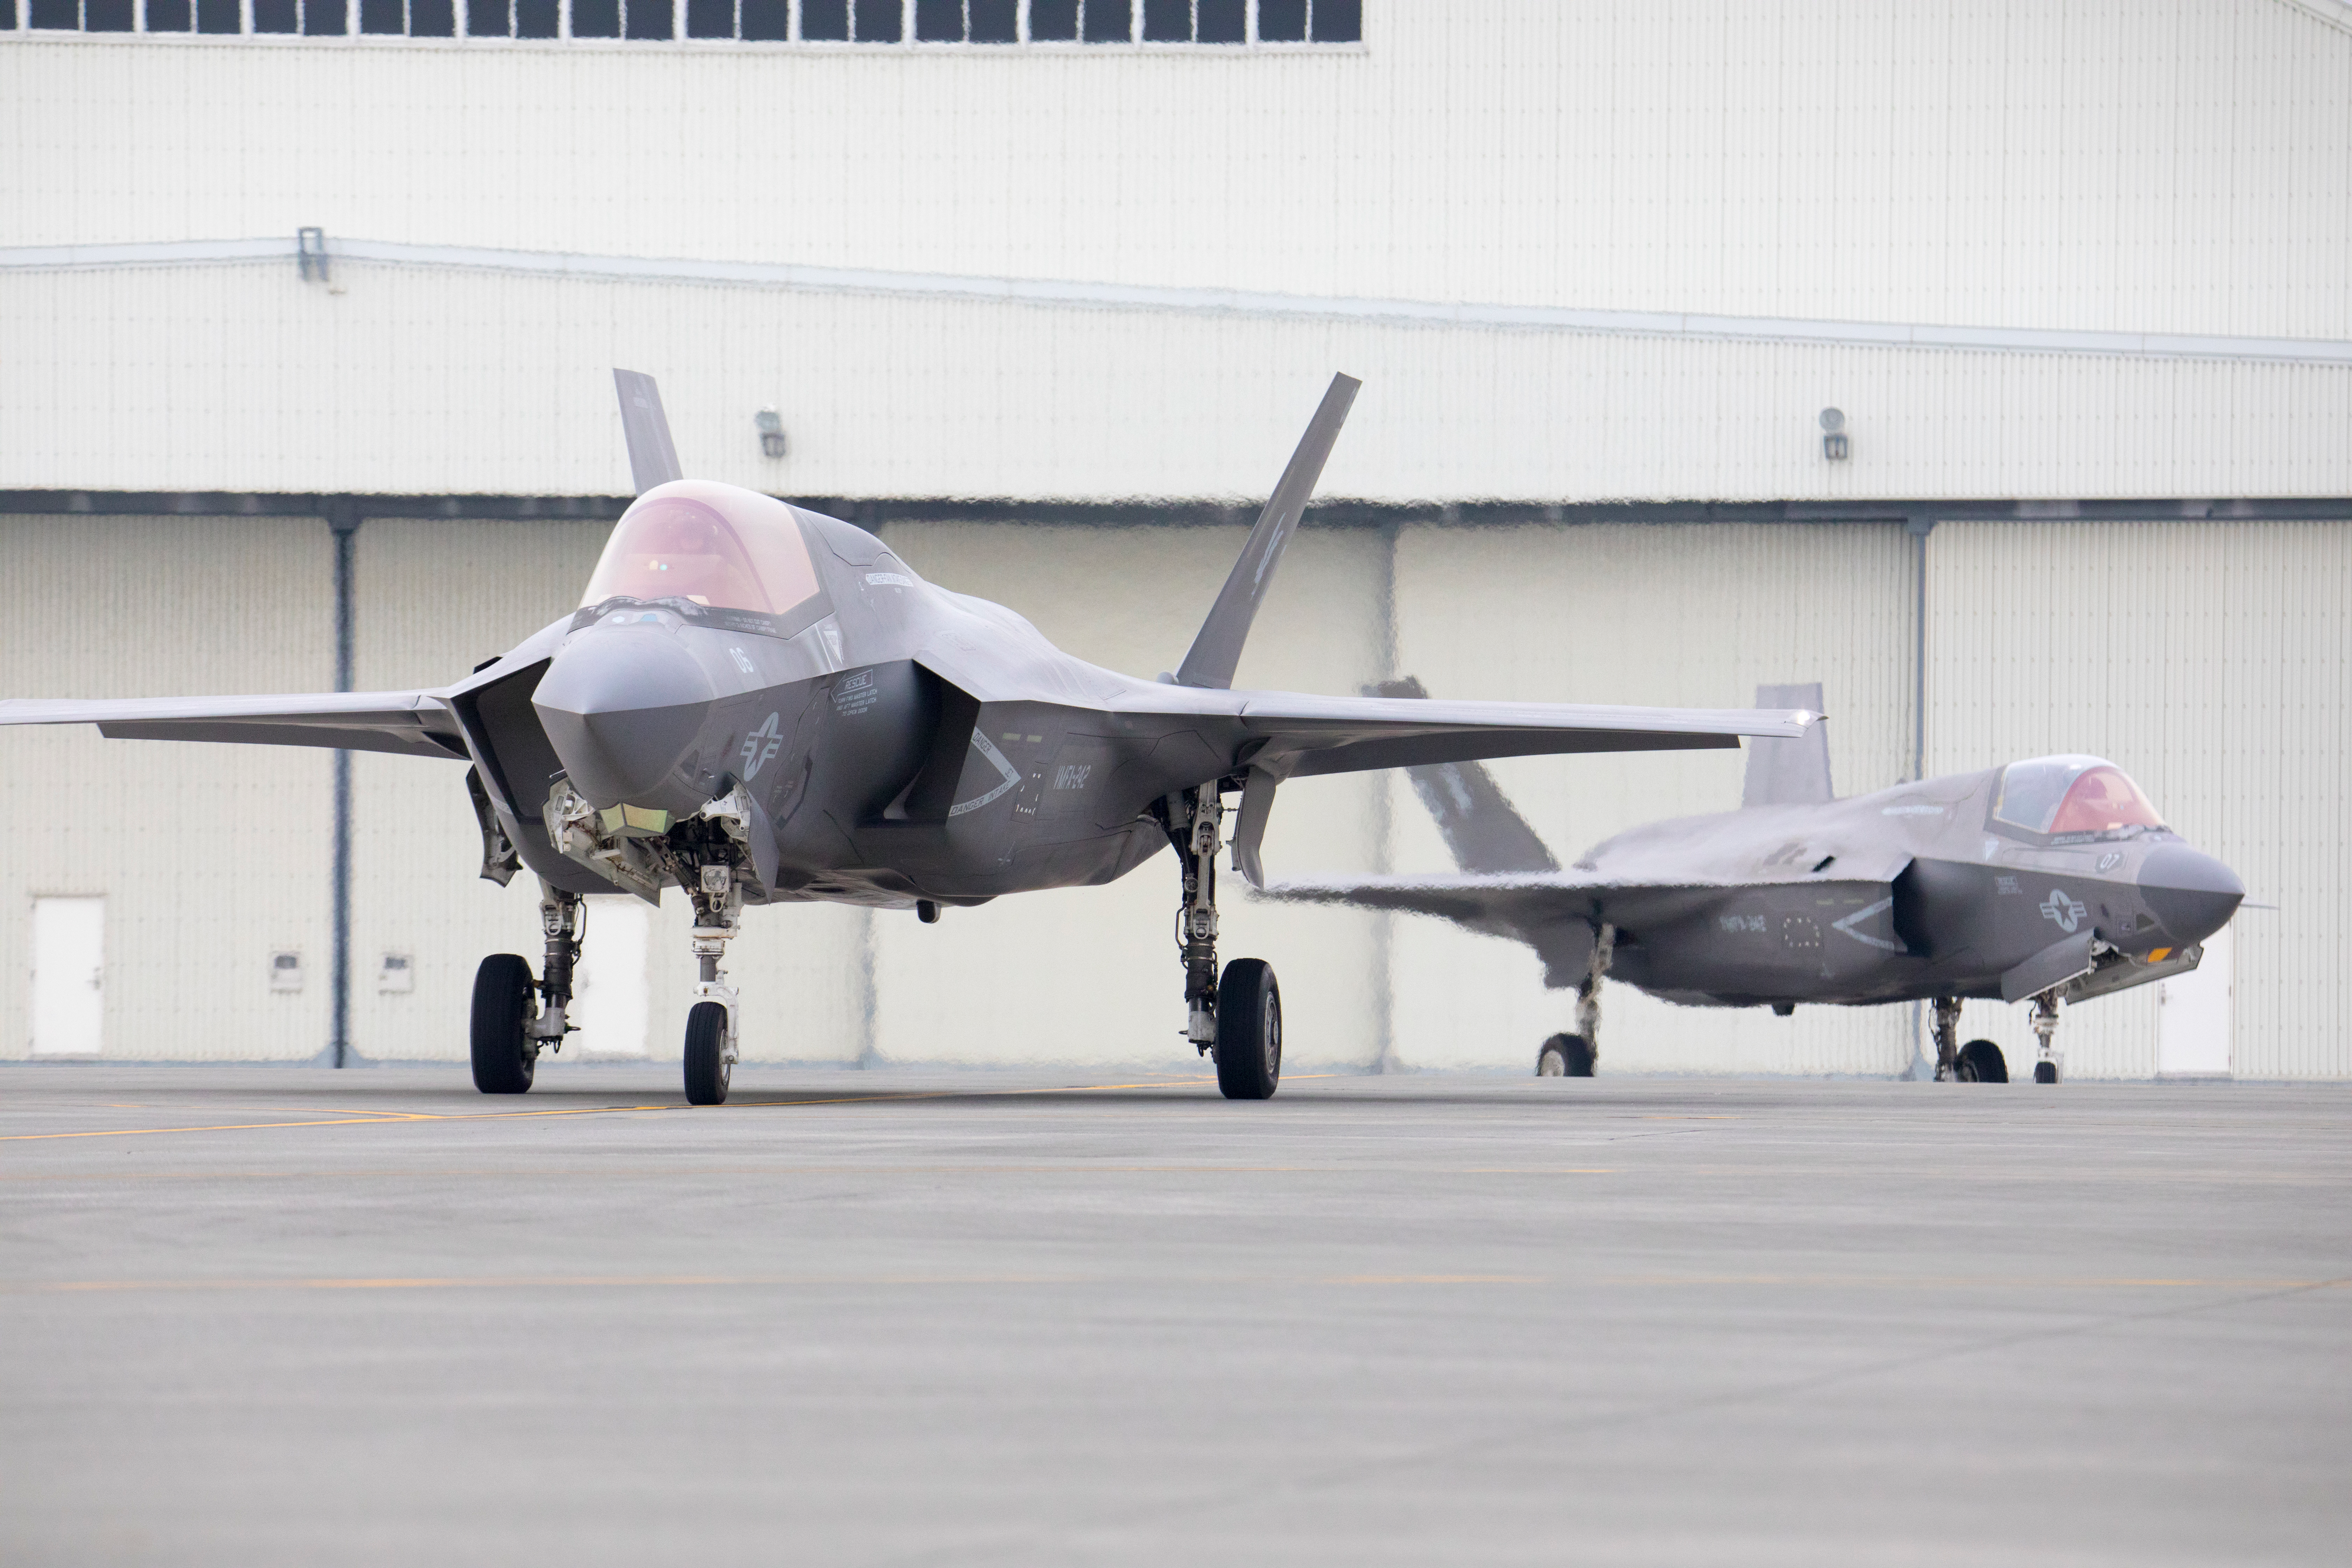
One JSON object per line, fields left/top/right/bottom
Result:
{"left": 0, "top": 516, "right": 336, "bottom": 1061}
{"left": 4, "top": 0, "right": 2347, "bottom": 336}
{"left": 7, "top": 263, "right": 2351, "bottom": 500}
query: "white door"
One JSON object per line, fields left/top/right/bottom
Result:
{"left": 2157, "top": 923, "right": 2232, "bottom": 1077}
{"left": 570, "top": 897, "right": 651, "bottom": 1058}
{"left": 30, "top": 896, "right": 105, "bottom": 1056}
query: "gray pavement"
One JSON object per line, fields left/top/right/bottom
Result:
{"left": 2, "top": 1063, "right": 2347, "bottom": 1566}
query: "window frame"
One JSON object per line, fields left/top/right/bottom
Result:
{"left": 2, "top": 0, "right": 1364, "bottom": 45}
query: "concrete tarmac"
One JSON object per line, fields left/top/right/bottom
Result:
{"left": 2, "top": 1064, "right": 2346, "bottom": 1566}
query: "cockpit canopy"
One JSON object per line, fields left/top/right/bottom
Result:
{"left": 580, "top": 482, "right": 824, "bottom": 625}
{"left": 1991, "top": 756, "right": 2165, "bottom": 837}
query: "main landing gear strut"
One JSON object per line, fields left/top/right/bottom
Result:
{"left": 1536, "top": 923, "right": 1611, "bottom": 1078}
{"left": 470, "top": 887, "right": 583, "bottom": 1095}
{"left": 1930, "top": 994, "right": 2015, "bottom": 1083}
{"left": 1166, "top": 785, "right": 1281, "bottom": 1100}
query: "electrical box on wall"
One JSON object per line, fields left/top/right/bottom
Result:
{"left": 377, "top": 953, "right": 415, "bottom": 994}
{"left": 268, "top": 950, "right": 304, "bottom": 992}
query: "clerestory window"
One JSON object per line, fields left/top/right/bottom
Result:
{"left": 2, "top": 0, "right": 1360, "bottom": 43}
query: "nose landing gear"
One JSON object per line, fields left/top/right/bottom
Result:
{"left": 682, "top": 864, "right": 742, "bottom": 1105}
{"left": 2030, "top": 992, "right": 2063, "bottom": 1084}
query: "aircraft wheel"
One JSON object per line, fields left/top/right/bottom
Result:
{"left": 1213, "top": 959, "right": 1281, "bottom": 1100}
{"left": 1536, "top": 1033, "right": 1594, "bottom": 1077}
{"left": 1954, "top": 1039, "right": 2008, "bottom": 1083}
{"left": 2033, "top": 1061, "right": 2059, "bottom": 1085}
{"left": 683, "top": 1002, "right": 732, "bottom": 1106}
{"left": 469, "top": 954, "right": 537, "bottom": 1095}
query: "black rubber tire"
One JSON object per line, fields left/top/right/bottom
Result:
{"left": 1955, "top": 1039, "right": 2008, "bottom": 1083}
{"left": 683, "top": 1001, "right": 732, "bottom": 1106}
{"left": 470, "top": 954, "right": 537, "bottom": 1095}
{"left": 1536, "top": 1033, "right": 1595, "bottom": 1077}
{"left": 2034, "top": 1060, "right": 2060, "bottom": 1085}
{"left": 1213, "top": 959, "right": 1281, "bottom": 1100}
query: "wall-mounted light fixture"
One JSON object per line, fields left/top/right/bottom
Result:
{"left": 1819, "top": 407, "right": 1850, "bottom": 461}
{"left": 755, "top": 407, "right": 787, "bottom": 459}
{"left": 297, "top": 227, "right": 330, "bottom": 284}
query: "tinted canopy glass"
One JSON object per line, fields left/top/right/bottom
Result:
{"left": 1992, "top": 756, "right": 2165, "bottom": 836}
{"left": 581, "top": 483, "right": 823, "bottom": 621}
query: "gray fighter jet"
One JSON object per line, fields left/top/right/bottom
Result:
{"left": 0, "top": 372, "right": 1812, "bottom": 1104}
{"left": 1264, "top": 680, "right": 2245, "bottom": 1084}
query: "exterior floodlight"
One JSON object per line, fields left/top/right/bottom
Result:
{"left": 1819, "top": 406, "right": 1849, "bottom": 461}
{"left": 297, "top": 226, "right": 330, "bottom": 284}
{"left": 755, "top": 407, "right": 786, "bottom": 459}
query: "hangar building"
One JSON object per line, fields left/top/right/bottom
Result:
{"left": 4, "top": 0, "right": 2349, "bottom": 1079}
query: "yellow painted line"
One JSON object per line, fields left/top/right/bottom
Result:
{"left": 1326, "top": 1275, "right": 1543, "bottom": 1286}
{"left": 0, "top": 1076, "right": 1225, "bottom": 1143}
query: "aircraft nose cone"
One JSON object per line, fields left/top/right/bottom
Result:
{"left": 532, "top": 628, "right": 717, "bottom": 808}
{"left": 2139, "top": 844, "right": 2245, "bottom": 944}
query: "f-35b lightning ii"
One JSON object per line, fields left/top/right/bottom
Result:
{"left": 1266, "top": 680, "right": 2244, "bottom": 1084}
{"left": 0, "top": 373, "right": 1812, "bottom": 1104}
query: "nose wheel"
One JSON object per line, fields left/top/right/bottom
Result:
{"left": 1536, "top": 1033, "right": 1594, "bottom": 1077}
{"left": 2030, "top": 992, "right": 2063, "bottom": 1083}
{"left": 683, "top": 1001, "right": 733, "bottom": 1105}
{"left": 681, "top": 865, "right": 743, "bottom": 1105}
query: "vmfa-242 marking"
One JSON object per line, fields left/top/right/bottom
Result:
{"left": 0, "top": 370, "right": 1813, "bottom": 1105}
{"left": 1270, "top": 681, "right": 2245, "bottom": 1084}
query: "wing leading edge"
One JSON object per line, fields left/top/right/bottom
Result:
{"left": 1220, "top": 692, "right": 1815, "bottom": 777}
{"left": 0, "top": 692, "right": 467, "bottom": 760}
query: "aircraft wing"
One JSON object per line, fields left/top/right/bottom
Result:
{"left": 0, "top": 691, "right": 469, "bottom": 760}
{"left": 1224, "top": 693, "right": 1811, "bottom": 777}
{"left": 1258, "top": 870, "right": 1737, "bottom": 988}
{"left": 1261, "top": 871, "right": 1726, "bottom": 933}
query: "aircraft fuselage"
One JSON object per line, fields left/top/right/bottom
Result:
{"left": 1578, "top": 770, "right": 2242, "bottom": 1008}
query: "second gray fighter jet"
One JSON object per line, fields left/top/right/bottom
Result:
{"left": 1265, "top": 681, "right": 2244, "bottom": 1084}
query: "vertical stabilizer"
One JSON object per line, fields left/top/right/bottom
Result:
{"left": 1375, "top": 677, "right": 1561, "bottom": 874}
{"left": 1174, "top": 374, "right": 1360, "bottom": 689}
{"left": 1741, "top": 682, "right": 1833, "bottom": 806}
{"left": 612, "top": 369, "right": 684, "bottom": 494}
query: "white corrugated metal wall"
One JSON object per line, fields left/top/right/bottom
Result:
{"left": 0, "top": 516, "right": 337, "bottom": 1060}
{"left": 5, "top": 263, "right": 2351, "bottom": 500}
{"left": 6, "top": 1, "right": 2347, "bottom": 338}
